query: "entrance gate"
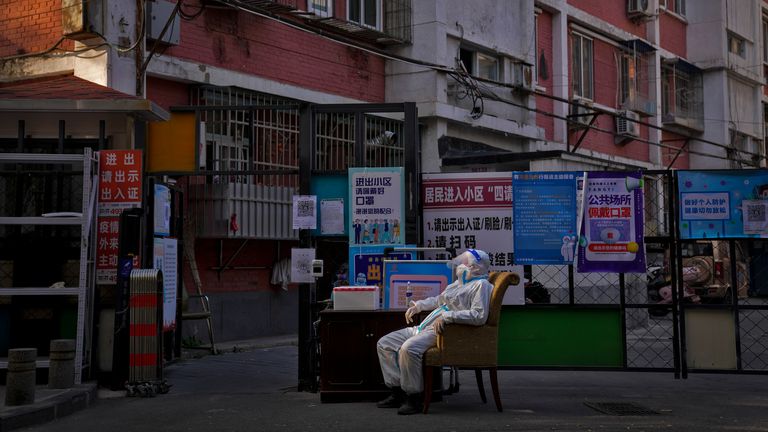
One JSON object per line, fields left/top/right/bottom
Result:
{"left": 147, "top": 88, "right": 419, "bottom": 391}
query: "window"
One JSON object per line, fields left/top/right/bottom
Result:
{"left": 673, "top": 0, "right": 685, "bottom": 16}
{"left": 309, "top": 0, "right": 332, "bottom": 18}
{"left": 619, "top": 53, "right": 638, "bottom": 106}
{"left": 661, "top": 61, "right": 704, "bottom": 130}
{"left": 572, "top": 32, "right": 593, "bottom": 100}
{"left": 729, "top": 130, "right": 761, "bottom": 168}
{"left": 763, "top": 18, "right": 768, "bottom": 79}
{"left": 728, "top": 32, "right": 746, "bottom": 58}
{"left": 349, "top": 0, "right": 380, "bottom": 29}
{"left": 662, "top": 0, "right": 686, "bottom": 16}
{"left": 458, "top": 47, "right": 500, "bottom": 81}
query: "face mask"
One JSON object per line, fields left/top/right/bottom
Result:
{"left": 456, "top": 264, "right": 471, "bottom": 283}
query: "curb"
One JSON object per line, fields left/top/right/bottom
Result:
{"left": 0, "top": 383, "right": 98, "bottom": 432}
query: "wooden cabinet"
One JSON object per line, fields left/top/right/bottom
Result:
{"left": 319, "top": 310, "right": 406, "bottom": 402}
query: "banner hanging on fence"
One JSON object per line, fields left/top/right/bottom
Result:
{"left": 513, "top": 172, "right": 580, "bottom": 265}
{"left": 678, "top": 170, "right": 768, "bottom": 239}
{"left": 577, "top": 172, "right": 645, "bottom": 273}
{"left": 421, "top": 172, "right": 515, "bottom": 270}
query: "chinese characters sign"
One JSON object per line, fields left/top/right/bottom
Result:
{"left": 678, "top": 170, "right": 768, "bottom": 238}
{"left": 513, "top": 172, "right": 579, "bottom": 265}
{"left": 348, "top": 167, "right": 404, "bottom": 246}
{"left": 97, "top": 150, "right": 142, "bottom": 285}
{"left": 422, "top": 172, "right": 515, "bottom": 270}
{"left": 577, "top": 172, "right": 645, "bottom": 273}
{"left": 349, "top": 245, "right": 413, "bottom": 293}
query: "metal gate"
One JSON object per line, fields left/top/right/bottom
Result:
{"left": 512, "top": 169, "right": 768, "bottom": 377}
{"left": 150, "top": 85, "right": 420, "bottom": 391}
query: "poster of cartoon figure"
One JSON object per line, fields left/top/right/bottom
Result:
{"left": 348, "top": 167, "right": 404, "bottom": 246}
{"left": 577, "top": 172, "right": 645, "bottom": 273}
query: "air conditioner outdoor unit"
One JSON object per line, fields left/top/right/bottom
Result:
{"left": 627, "top": 0, "right": 654, "bottom": 19}
{"left": 616, "top": 110, "right": 640, "bottom": 138}
{"left": 569, "top": 99, "right": 594, "bottom": 129}
{"left": 513, "top": 63, "right": 535, "bottom": 92}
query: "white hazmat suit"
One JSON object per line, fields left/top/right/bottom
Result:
{"left": 376, "top": 249, "right": 493, "bottom": 398}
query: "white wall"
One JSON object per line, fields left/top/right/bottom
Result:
{"left": 386, "top": 0, "right": 540, "bottom": 173}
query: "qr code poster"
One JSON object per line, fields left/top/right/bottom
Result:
{"left": 292, "top": 195, "right": 317, "bottom": 230}
{"left": 291, "top": 248, "right": 316, "bottom": 283}
{"left": 743, "top": 200, "right": 768, "bottom": 235}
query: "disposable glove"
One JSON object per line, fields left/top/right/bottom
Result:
{"left": 405, "top": 306, "right": 419, "bottom": 324}
{"left": 433, "top": 316, "right": 446, "bottom": 334}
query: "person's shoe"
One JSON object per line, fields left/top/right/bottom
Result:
{"left": 397, "top": 393, "right": 423, "bottom": 415}
{"left": 377, "top": 387, "right": 405, "bottom": 408}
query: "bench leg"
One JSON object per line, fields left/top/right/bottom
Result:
{"left": 489, "top": 367, "right": 502, "bottom": 412}
{"left": 475, "top": 369, "right": 487, "bottom": 403}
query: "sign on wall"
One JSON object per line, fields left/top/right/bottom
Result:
{"left": 97, "top": 150, "right": 143, "bottom": 285}
{"left": 422, "top": 172, "right": 515, "bottom": 270}
{"left": 513, "top": 172, "right": 580, "bottom": 265}
{"left": 678, "top": 170, "right": 768, "bottom": 239}
{"left": 577, "top": 172, "right": 645, "bottom": 273}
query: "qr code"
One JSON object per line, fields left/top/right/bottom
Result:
{"left": 297, "top": 200, "right": 314, "bottom": 217}
{"left": 747, "top": 203, "right": 766, "bottom": 222}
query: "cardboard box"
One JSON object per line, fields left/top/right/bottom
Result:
{"left": 333, "top": 286, "right": 380, "bottom": 310}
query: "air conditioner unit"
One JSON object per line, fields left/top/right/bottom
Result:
{"left": 513, "top": 63, "right": 535, "bottom": 92}
{"left": 569, "top": 99, "right": 594, "bottom": 129}
{"left": 616, "top": 110, "right": 640, "bottom": 138}
{"left": 627, "top": 0, "right": 654, "bottom": 19}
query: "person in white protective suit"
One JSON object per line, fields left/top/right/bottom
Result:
{"left": 376, "top": 249, "right": 493, "bottom": 415}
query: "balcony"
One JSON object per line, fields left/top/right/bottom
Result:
{"left": 661, "top": 58, "right": 704, "bottom": 133}
{"left": 236, "top": 0, "right": 298, "bottom": 12}
{"left": 301, "top": 0, "right": 412, "bottom": 45}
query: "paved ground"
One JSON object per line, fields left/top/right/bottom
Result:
{"left": 5, "top": 335, "right": 768, "bottom": 432}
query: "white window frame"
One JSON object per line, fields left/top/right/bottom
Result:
{"left": 308, "top": 0, "right": 333, "bottom": 18}
{"left": 458, "top": 47, "right": 502, "bottom": 82}
{"left": 661, "top": 0, "right": 686, "bottom": 19}
{"left": 348, "top": 0, "right": 382, "bottom": 30}
{"left": 673, "top": 0, "right": 686, "bottom": 16}
{"left": 572, "top": 32, "right": 594, "bottom": 100}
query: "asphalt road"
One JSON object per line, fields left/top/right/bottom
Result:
{"left": 16, "top": 344, "right": 768, "bottom": 432}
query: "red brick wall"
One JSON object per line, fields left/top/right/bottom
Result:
{"left": 164, "top": 8, "right": 385, "bottom": 102}
{"left": 536, "top": 11, "right": 555, "bottom": 141}
{"left": 182, "top": 239, "right": 298, "bottom": 294}
{"left": 568, "top": 32, "right": 650, "bottom": 162}
{"left": 146, "top": 77, "right": 189, "bottom": 111}
{"left": 661, "top": 131, "right": 689, "bottom": 169}
{"left": 0, "top": 0, "right": 73, "bottom": 57}
{"left": 567, "top": 0, "right": 647, "bottom": 39}
{"left": 659, "top": 11, "right": 686, "bottom": 58}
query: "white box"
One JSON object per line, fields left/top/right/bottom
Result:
{"left": 333, "top": 286, "right": 380, "bottom": 310}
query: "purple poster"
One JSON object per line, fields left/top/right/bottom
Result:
{"left": 577, "top": 172, "right": 645, "bottom": 273}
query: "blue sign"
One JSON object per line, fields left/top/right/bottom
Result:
{"left": 513, "top": 172, "right": 579, "bottom": 265}
{"left": 678, "top": 170, "right": 768, "bottom": 239}
{"left": 349, "top": 244, "right": 414, "bottom": 291}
